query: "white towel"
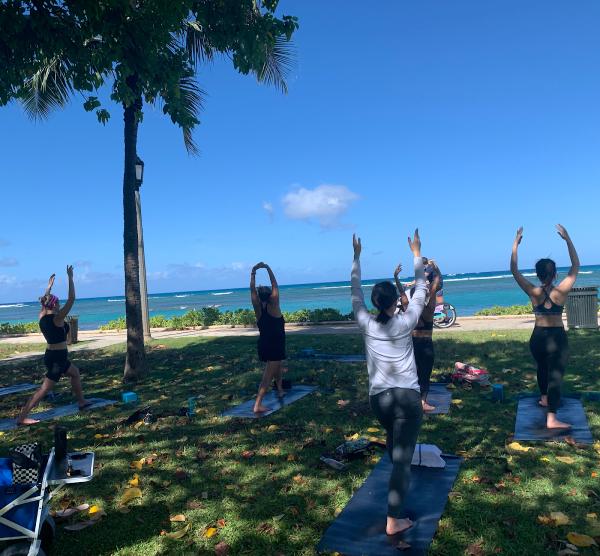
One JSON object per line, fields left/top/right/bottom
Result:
{"left": 411, "top": 443, "right": 446, "bottom": 468}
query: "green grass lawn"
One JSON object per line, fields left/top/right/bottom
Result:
{"left": 1, "top": 330, "right": 600, "bottom": 555}
{"left": 0, "top": 342, "right": 47, "bottom": 359}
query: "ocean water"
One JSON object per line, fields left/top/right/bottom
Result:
{"left": 1, "top": 265, "right": 598, "bottom": 331}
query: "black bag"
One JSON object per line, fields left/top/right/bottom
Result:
{"left": 10, "top": 443, "right": 42, "bottom": 484}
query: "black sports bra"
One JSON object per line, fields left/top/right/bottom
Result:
{"left": 39, "top": 314, "right": 70, "bottom": 344}
{"left": 533, "top": 288, "right": 564, "bottom": 316}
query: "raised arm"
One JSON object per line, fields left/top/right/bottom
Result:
{"left": 351, "top": 234, "right": 370, "bottom": 328}
{"left": 56, "top": 266, "right": 75, "bottom": 322}
{"left": 250, "top": 264, "right": 261, "bottom": 316}
{"left": 510, "top": 227, "right": 535, "bottom": 296}
{"left": 264, "top": 263, "right": 279, "bottom": 303}
{"left": 555, "top": 224, "right": 580, "bottom": 294}
{"left": 44, "top": 273, "right": 55, "bottom": 296}
{"left": 403, "top": 229, "right": 428, "bottom": 328}
{"left": 394, "top": 264, "right": 409, "bottom": 311}
{"left": 427, "top": 260, "right": 441, "bottom": 310}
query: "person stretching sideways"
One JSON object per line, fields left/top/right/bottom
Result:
{"left": 352, "top": 230, "right": 427, "bottom": 536}
{"left": 511, "top": 224, "right": 580, "bottom": 429}
{"left": 18, "top": 266, "right": 90, "bottom": 426}
{"left": 250, "top": 262, "right": 286, "bottom": 413}
{"left": 396, "top": 260, "right": 441, "bottom": 412}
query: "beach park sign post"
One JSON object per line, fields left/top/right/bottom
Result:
{"left": 7, "top": 0, "right": 298, "bottom": 381}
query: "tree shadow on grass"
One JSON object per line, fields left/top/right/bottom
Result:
{"left": 0, "top": 330, "right": 599, "bottom": 554}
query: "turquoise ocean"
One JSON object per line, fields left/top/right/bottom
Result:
{"left": 1, "top": 265, "right": 598, "bottom": 331}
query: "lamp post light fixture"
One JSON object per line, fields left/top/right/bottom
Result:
{"left": 134, "top": 155, "right": 151, "bottom": 341}
{"left": 135, "top": 156, "right": 144, "bottom": 186}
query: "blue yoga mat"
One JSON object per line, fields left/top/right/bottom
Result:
{"left": 317, "top": 454, "right": 462, "bottom": 555}
{"left": 0, "top": 398, "right": 117, "bottom": 431}
{"left": 221, "top": 385, "right": 316, "bottom": 418}
{"left": 424, "top": 383, "right": 452, "bottom": 415}
{"left": 0, "top": 383, "right": 37, "bottom": 397}
{"left": 514, "top": 394, "right": 593, "bottom": 444}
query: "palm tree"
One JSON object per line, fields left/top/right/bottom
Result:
{"left": 16, "top": 1, "right": 297, "bottom": 382}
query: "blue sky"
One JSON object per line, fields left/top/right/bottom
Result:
{"left": 1, "top": 0, "right": 600, "bottom": 303}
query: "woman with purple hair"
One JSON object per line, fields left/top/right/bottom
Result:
{"left": 17, "top": 266, "right": 90, "bottom": 426}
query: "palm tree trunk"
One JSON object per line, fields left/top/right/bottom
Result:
{"left": 122, "top": 98, "right": 147, "bottom": 382}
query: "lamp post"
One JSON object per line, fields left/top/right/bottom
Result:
{"left": 135, "top": 156, "right": 151, "bottom": 341}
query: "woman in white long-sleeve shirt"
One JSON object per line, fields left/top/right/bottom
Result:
{"left": 351, "top": 230, "right": 427, "bottom": 536}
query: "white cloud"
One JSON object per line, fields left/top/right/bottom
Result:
{"left": 0, "top": 257, "right": 18, "bottom": 267}
{"left": 282, "top": 184, "right": 358, "bottom": 227}
{"left": 262, "top": 201, "right": 274, "bottom": 215}
{"left": 0, "top": 274, "right": 16, "bottom": 286}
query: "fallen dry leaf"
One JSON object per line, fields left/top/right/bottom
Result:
{"left": 556, "top": 456, "right": 576, "bottom": 465}
{"left": 241, "top": 450, "right": 255, "bottom": 459}
{"left": 257, "top": 522, "right": 275, "bottom": 535}
{"left": 120, "top": 487, "right": 142, "bottom": 505}
{"left": 337, "top": 400, "right": 350, "bottom": 407}
{"left": 203, "top": 526, "right": 218, "bottom": 538}
{"left": 465, "top": 540, "right": 485, "bottom": 555}
{"left": 214, "top": 541, "right": 230, "bottom": 556}
{"left": 64, "top": 519, "right": 102, "bottom": 531}
{"left": 266, "top": 424, "right": 279, "bottom": 432}
{"left": 163, "top": 523, "right": 191, "bottom": 540}
{"left": 538, "top": 512, "right": 570, "bottom": 526}
{"left": 129, "top": 474, "right": 140, "bottom": 487}
{"left": 170, "top": 514, "right": 186, "bottom": 522}
{"left": 88, "top": 505, "right": 102, "bottom": 517}
{"left": 345, "top": 433, "right": 360, "bottom": 441}
{"left": 566, "top": 532, "right": 597, "bottom": 547}
{"left": 507, "top": 442, "right": 533, "bottom": 453}
{"left": 367, "top": 427, "right": 380, "bottom": 433}
{"left": 129, "top": 458, "right": 144, "bottom": 471}
{"left": 217, "top": 518, "right": 226, "bottom": 527}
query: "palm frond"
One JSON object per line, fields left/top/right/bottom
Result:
{"left": 185, "top": 20, "right": 214, "bottom": 66}
{"left": 21, "top": 56, "right": 73, "bottom": 120}
{"left": 256, "top": 34, "right": 295, "bottom": 94}
{"left": 178, "top": 75, "right": 205, "bottom": 155}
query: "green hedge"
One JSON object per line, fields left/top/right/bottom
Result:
{"left": 474, "top": 304, "right": 533, "bottom": 316}
{"left": 98, "top": 307, "right": 353, "bottom": 331}
{"left": 0, "top": 321, "right": 39, "bottom": 335}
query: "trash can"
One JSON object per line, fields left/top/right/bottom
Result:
{"left": 566, "top": 287, "right": 598, "bottom": 329}
{"left": 66, "top": 316, "right": 79, "bottom": 344}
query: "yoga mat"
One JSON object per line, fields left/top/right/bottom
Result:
{"left": 0, "top": 383, "right": 37, "bottom": 397}
{"left": 317, "top": 454, "right": 462, "bottom": 556}
{"left": 221, "top": 385, "right": 316, "bottom": 418}
{"left": 514, "top": 394, "right": 593, "bottom": 444}
{"left": 424, "top": 383, "right": 452, "bottom": 415}
{"left": 0, "top": 398, "right": 117, "bottom": 431}
{"left": 297, "top": 352, "right": 365, "bottom": 362}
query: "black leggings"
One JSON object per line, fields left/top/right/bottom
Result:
{"left": 369, "top": 388, "right": 423, "bottom": 518}
{"left": 529, "top": 326, "right": 568, "bottom": 413}
{"left": 413, "top": 337, "right": 434, "bottom": 399}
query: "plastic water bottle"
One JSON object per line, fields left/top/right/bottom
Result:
{"left": 492, "top": 384, "right": 504, "bottom": 402}
{"left": 187, "top": 397, "right": 196, "bottom": 417}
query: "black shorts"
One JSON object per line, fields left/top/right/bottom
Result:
{"left": 257, "top": 335, "right": 286, "bottom": 363}
{"left": 43, "top": 349, "right": 71, "bottom": 382}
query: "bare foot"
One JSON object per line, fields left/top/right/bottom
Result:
{"left": 17, "top": 418, "right": 40, "bottom": 426}
{"left": 386, "top": 517, "right": 413, "bottom": 536}
{"left": 253, "top": 404, "right": 270, "bottom": 413}
{"left": 547, "top": 414, "right": 571, "bottom": 429}
{"left": 538, "top": 400, "right": 548, "bottom": 408}
{"left": 422, "top": 400, "right": 436, "bottom": 412}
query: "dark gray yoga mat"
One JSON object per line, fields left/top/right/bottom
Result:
{"left": 297, "top": 352, "right": 365, "bottom": 362}
{"left": 424, "top": 383, "right": 452, "bottom": 415}
{"left": 221, "top": 385, "right": 316, "bottom": 418}
{"left": 0, "top": 397, "right": 117, "bottom": 431}
{"left": 317, "top": 454, "right": 462, "bottom": 555}
{"left": 514, "top": 394, "right": 593, "bottom": 444}
{"left": 0, "top": 383, "right": 37, "bottom": 397}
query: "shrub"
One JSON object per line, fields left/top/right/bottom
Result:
{"left": 99, "top": 317, "right": 126, "bottom": 330}
{"left": 149, "top": 315, "right": 170, "bottom": 328}
{"left": 0, "top": 321, "right": 39, "bottom": 335}
{"left": 474, "top": 304, "right": 532, "bottom": 316}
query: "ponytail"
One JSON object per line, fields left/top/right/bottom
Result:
{"left": 371, "top": 281, "right": 398, "bottom": 325}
